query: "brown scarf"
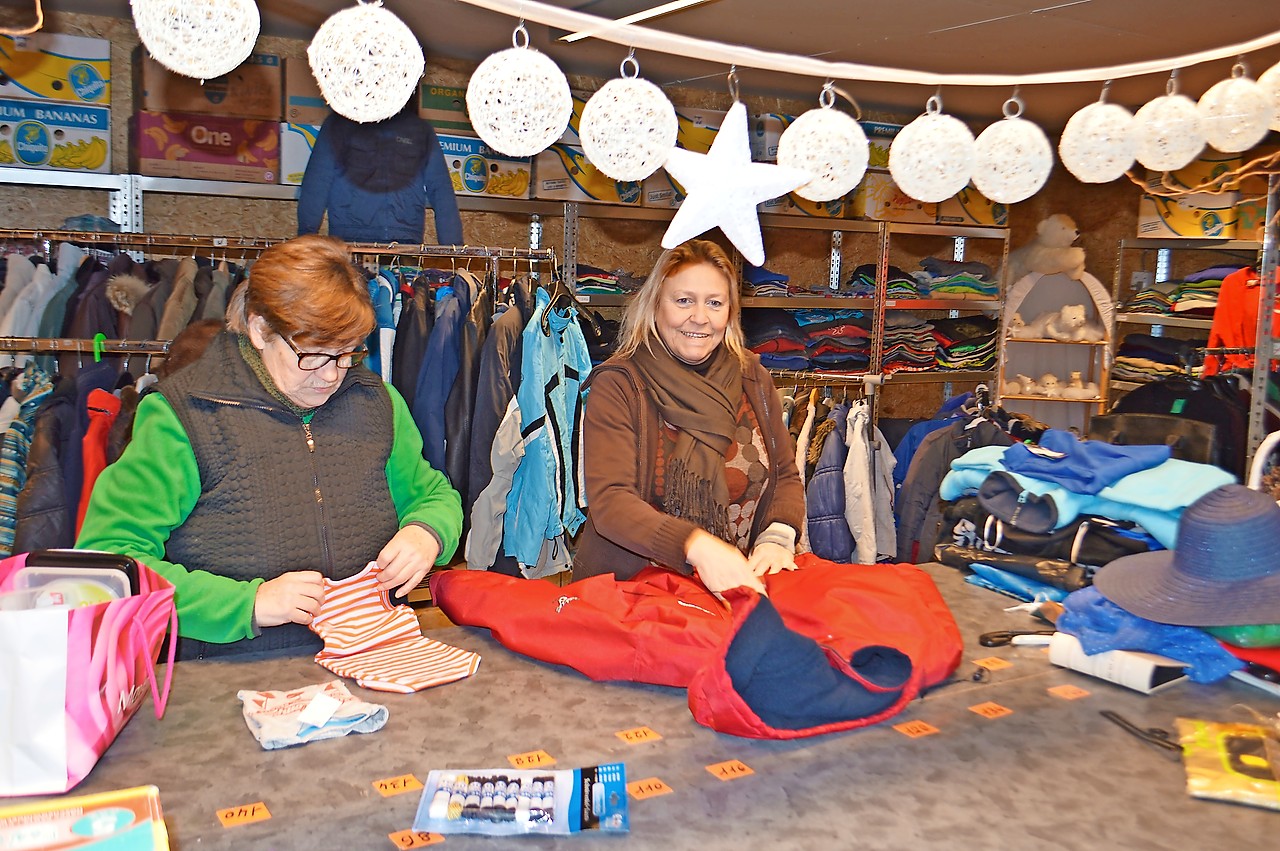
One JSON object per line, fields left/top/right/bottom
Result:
{"left": 629, "top": 339, "right": 742, "bottom": 542}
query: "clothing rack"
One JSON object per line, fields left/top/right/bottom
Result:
{"left": 0, "top": 337, "right": 170, "bottom": 355}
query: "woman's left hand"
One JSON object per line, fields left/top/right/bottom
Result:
{"left": 746, "top": 542, "right": 796, "bottom": 577}
{"left": 376, "top": 525, "right": 442, "bottom": 598}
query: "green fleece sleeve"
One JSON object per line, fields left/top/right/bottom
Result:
{"left": 75, "top": 393, "right": 263, "bottom": 644}
{"left": 384, "top": 383, "right": 463, "bottom": 564}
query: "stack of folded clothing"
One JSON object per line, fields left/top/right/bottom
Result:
{"left": 885, "top": 264, "right": 923, "bottom": 299}
{"left": 575, "top": 264, "right": 629, "bottom": 295}
{"left": 931, "top": 314, "right": 998, "bottom": 371}
{"left": 804, "top": 313, "right": 872, "bottom": 371}
{"left": 1120, "top": 283, "right": 1176, "bottom": 315}
{"left": 916, "top": 257, "right": 999, "bottom": 299}
{"left": 840, "top": 264, "right": 880, "bottom": 298}
{"left": 743, "top": 309, "right": 810, "bottom": 370}
{"left": 881, "top": 311, "right": 937, "bottom": 373}
{"left": 743, "top": 263, "right": 791, "bottom": 297}
{"left": 1111, "top": 332, "right": 1206, "bottom": 384}
{"left": 1170, "top": 265, "right": 1245, "bottom": 315}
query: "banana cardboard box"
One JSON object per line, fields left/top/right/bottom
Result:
{"left": 131, "top": 111, "right": 279, "bottom": 183}
{"left": 439, "top": 133, "right": 532, "bottom": 199}
{"left": 133, "top": 47, "right": 282, "bottom": 120}
{"left": 0, "top": 98, "right": 111, "bottom": 172}
{"left": 758, "top": 192, "right": 850, "bottom": 218}
{"left": 0, "top": 33, "right": 110, "bottom": 104}
{"left": 534, "top": 143, "right": 641, "bottom": 205}
{"left": 283, "top": 58, "right": 330, "bottom": 126}
{"left": 641, "top": 169, "right": 686, "bottom": 208}
{"left": 937, "top": 185, "right": 1009, "bottom": 227}
{"left": 850, "top": 169, "right": 936, "bottom": 223}
{"left": 1137, "top": 159, "right": 1239, "bottom": 239}
{"left": 280, "top": 122, "right": 321, "bottom": 186}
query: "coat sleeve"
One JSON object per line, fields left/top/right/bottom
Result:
{"left": 751, "top": 362, "right": 806, "bottom": 541}
{"left": 385, "top": 383, "right": 463, "bottom": 563}
{"left": 297, "top": 115, "right": 338, "bottom": 235}
{"left": 422, "top": 122, "right": 464, "bottom": 246}
{"left": 75, "top": 394, "right": 262, "bottom": 644}
{"left": 582, "top": 368, "right": 699, "bottom": 572}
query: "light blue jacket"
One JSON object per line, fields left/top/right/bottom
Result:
{"left": 504, "top": 288, "right": 592, "bottom": 567}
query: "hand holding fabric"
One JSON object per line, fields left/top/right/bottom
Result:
{"left": 254, "top": 570, "right": 325, "bottom": 627}
{"left": 685, "top": 528, "right": 767, "bottom": 600}
{"left": 747, "top": 541, "right": 796, "bottom": 577}
{"left": 377, "top": 524, "right": 441, "bottom": 598}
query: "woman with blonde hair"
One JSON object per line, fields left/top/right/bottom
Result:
{"left": 79, "top": 234, "right": 461, "bottom": 658}
{"left": 574, "top": 239, "right": 804, "bottom": 598}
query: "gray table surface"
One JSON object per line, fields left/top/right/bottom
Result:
{"left": 18, "top": 563, "right": 1278, "bottom": 850}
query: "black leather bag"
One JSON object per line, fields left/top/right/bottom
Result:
{"left": 1087, "top": 412, "right": 1218, "bottom": 466}
{"left": 941, "top": 496, "right": 1153, "bottom": 567}
{"left": 932, "top": 544, "right": 1090, "bottom": 592}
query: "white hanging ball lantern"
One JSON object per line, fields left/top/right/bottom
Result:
{"left": 1258, "top": 60, "right": 1280, "bottom": 131}
{"left": 1197, "top": 64, "right": 1271, "bottom": 153}
{"left": 131, "top": 0, "right": 260, "bottom": 80}
{"left": 467, "top": 24, "right": 573, "bottom": 158}
{"left": 309, "top": 1, "right": 424, "bottom": 123}
{"left": 777, "top": 84, "right": 869, "bottom": 202}
{"left": 1132, "top": 83, "right": 1204, "bottom": 171}
{"left": 971, "top": 96, "right": 1053, "bottom": 204}
{"left": 1058, "top": 99, "right": 1136, "bottom": 183}
{"left": 889, "top": 96, "right": 975, "bottom": 203}
{"left": 579, "top": 55, "right": 676, "bottom": 181}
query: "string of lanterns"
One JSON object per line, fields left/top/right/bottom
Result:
{"left": 130, "top": 0, "right": 1280, "bottom": 259}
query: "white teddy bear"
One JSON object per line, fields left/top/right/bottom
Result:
{"left": 1007, "top": 214, "right": 1087, "bottom": 283}
{"left": 1014, "top": 373, "right": 1039, "bottom": 395}
{"left": 1060, "top": 371, "right": 1101, "bottom": 400}
{"left": 1038, "top": 373, "right": 1062, "bottom": 398}
{"left": 1011, "top": 304, "right": 1105, "bottom": 342}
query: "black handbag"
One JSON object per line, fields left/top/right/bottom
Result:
{"left": 1087, "top": 412, "right": 1219, "bottom": 466}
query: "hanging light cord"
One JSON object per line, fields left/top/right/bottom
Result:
{"left": 453, "top": 0, "right": 1280, "bottom": 88}
{"left": 0, "top": 0, "right": 43, "bottom": 37}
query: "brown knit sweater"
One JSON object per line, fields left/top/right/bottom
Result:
{"left": 574, "top": 352, "right": 805, "bottom": 580}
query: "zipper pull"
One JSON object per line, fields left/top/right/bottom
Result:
{"left": 302, "top": 421, "right": 315, "bottom": 452}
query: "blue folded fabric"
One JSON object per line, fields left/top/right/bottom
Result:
{"left": 1002, "top": 429, "right": 1171, "bottom": 494}
{"left": 724, "top": 594, "right": 909, "bottom": 731}
{"left": 1059, "top": 586, "right": 1243, "bottom": 683}
{"left": 966, "top": 563, "right": 1068, "bottom": 603}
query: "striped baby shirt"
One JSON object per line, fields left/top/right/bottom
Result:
{"left": 310, "top": 563, "right": 481, "bottom": 693}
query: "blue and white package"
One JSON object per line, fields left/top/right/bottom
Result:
{"left": 412, "top": 763, "right": 629, "bottom": 836}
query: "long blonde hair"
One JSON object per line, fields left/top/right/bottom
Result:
{"left": 614, "top": 240, "right": 748, "bottom": 367}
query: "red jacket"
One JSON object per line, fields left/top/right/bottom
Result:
{"left": 430, "top": 554, "right": 962, "bottom": 739}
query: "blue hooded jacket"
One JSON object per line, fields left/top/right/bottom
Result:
{"left": 297, "top": 107, "right": 464, "bottom": 245}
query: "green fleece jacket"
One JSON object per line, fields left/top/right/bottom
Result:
{"left": 76, "top": 384, "right": 461, "bottom": 645}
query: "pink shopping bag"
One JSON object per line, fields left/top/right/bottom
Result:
{"left": 0, "top": 551, "right": 177, "bottom": 796}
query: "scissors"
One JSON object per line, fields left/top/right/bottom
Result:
{"left": 978, "top": 629, "right": 1057, "bottom": 647}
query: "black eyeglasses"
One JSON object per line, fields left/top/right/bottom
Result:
{"left": 281, "top": 335, "right": 368, "bottom": 371}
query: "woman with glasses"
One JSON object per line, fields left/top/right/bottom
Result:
{"left": 77, "top": 234, "right": 462, "bottom": 659}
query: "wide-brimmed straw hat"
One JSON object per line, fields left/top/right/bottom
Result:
{"left": 1093, "top": 484, "right": 1280, "bottom": 626}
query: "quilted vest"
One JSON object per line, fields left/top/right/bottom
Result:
{"left": 162, "top": 333, "right": 399, "bottom": 648}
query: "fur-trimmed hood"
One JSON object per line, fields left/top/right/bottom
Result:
{"left": 106, "top": 273, "right": 152, "bottom": 315}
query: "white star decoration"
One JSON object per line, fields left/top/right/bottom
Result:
{"left": 661, "top": 101, "right": 811, "bottom": 266}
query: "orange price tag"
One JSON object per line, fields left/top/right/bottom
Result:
{"left": 969, "top": 701, "right": 1013, "bottom": 719}
{"left": 1049, "top": 684, "right": 1091, "bottom": 700}
{"left": 507, "top": 749, "right": 557, "bottom": 769}
{"left": 216, "top": 801, "right": 271, "bottom": 828}
{"left": 627, "top": 777, "right": 674, "bottom": 800}
{"left": 972, "top": 656, "right": 1013, "bottom": 671}
{"left": 373, "top": 774, "right": 424, "bottom": 797}
{"left": 388, "top": 829, "right": 444, "bottom": 848}
{"left": 705, "top": 759, "right": 754, "bottom": 781}
{"left": 893, "top": 720, "right": 940, "bottom": 738}
{"left": 615, "top": 726, "right": 663, "bottom": 745}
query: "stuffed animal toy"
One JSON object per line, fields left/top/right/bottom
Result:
{"left": 1060, "top": 371, "right": 1100, "bottom": 400}
{"left": 1016, "top": 304, "right": 1105, "bottom": 342}
{"left": 1038, "top": 373, "right": 1062, "bottom": 398}
{"left": 1001, "top": 376, "right": 1023, "bottom": 395}
{"left": 1014, "top": 373, "right": 1039, "bottom": 395}
{"left": 1007, "top": 214, "right": 1087, "bottom": 283}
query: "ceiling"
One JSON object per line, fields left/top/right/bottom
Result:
{"left": 10, "top": 0, "right": 1280, "bottom": 129}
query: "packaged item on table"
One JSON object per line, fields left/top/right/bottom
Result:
{"left": 236, "top": 680, "right": 388, "bottom": 750}
{"left": 0, "top": 784, "right": 169, "bottom": 849}
{"left": 1176, "top": 717, "right": 1280, "bottom": 810}
{"left": 412, "top": 763, "right": 628, "bottom": 836}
